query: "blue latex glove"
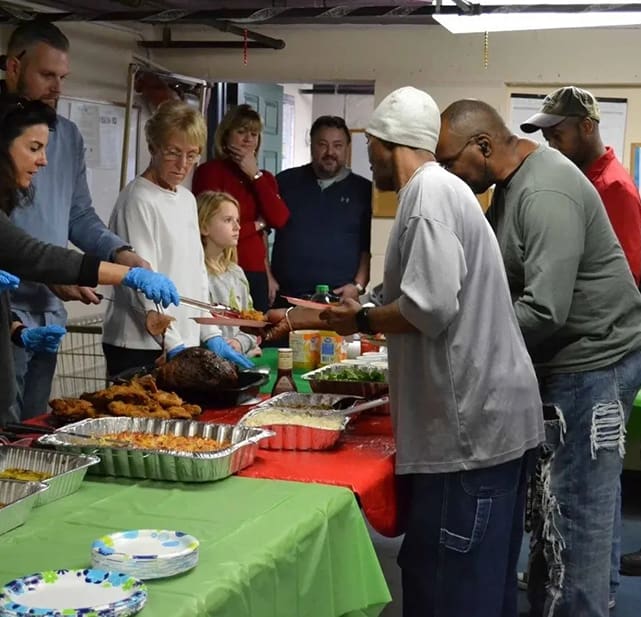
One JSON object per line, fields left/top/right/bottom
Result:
{"left": 122, "top": 268, "right": 180, "bottom": 308}
{"left": 205, "top": 336, "right": 254, "bottom": 369}
{"left": 21, "top": 324, "right": 67, "bottom": 353}
{"left": 166, "top": 344, "right": 186, "bottom": 360}
{"left": 0, "top": 270, "right": 20, "bottom": 293}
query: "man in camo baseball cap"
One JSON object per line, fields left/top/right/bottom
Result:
{"left": 520, "top": 86, "right": 600, "bottom": 133}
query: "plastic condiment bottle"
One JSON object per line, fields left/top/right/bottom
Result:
{"left": 311, "top": 284, "right": 332, "bottom": 304}
{"left": 271, "top": 347, "right": 298, "bottom": 396}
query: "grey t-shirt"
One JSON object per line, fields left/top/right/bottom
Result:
{"left": 488, "top": 145, "right": 641, "bottom": 374}
{"left": 384, "top": 162, "right": 544, "bottom": 474}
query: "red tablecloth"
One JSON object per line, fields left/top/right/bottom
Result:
{"left": 201, "top": 406, "right": 400, "bottom": 536}
{"left": 25, "top": 406, "right": 401, "bottom": 537}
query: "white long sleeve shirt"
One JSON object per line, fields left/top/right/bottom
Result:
{"left": 102, "top": 176, "right": 221, "bottom": 352}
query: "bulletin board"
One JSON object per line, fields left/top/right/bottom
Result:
{"left": 57, "top": 96, "right": 140, "bottom": 226}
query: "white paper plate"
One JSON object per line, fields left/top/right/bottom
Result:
{"left": 91, "top": 529, "right": 199, "bottom": 579}
{"left": 0, "top": 568, "right": 147, "bottom": 616}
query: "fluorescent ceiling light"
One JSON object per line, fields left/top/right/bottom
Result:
{"left": 434, "top": 11, "right": 641, "bottom": 34}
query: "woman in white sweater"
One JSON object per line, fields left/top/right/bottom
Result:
{"left": 102, "top": 101, "right": 253, "bottom": 376}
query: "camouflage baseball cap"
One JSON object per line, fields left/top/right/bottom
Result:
{"left": 520, "top": 86, "right": 600, "bottom": 133}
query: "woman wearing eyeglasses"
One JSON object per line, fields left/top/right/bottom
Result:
{"left": 192, "top": 104, "right": 289, "bottom": 312}
{"left": 102, "top": 100, "right": 254, "bottom": 376}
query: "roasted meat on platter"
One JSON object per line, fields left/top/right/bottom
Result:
{"left": 155, "top": 347, "right": 238, "bottom": 392}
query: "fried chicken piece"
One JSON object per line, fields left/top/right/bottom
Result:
{"left": 81, "top": 384, "right": 152, "bottom": 410}
{"left": 144, "top": 407, "right": 171, "bottom": 419}
{"left": 107, "top": 401, "right": 153, "bottom": 418}
{"left": 50, "top": 398, "right": 96, "bottom": 418}
{"left": 131, "top": 375, "right": 158, "bottom": 393}
{"left": 151, "top": 390, "right": 183, "bottom": 408}
{"left": 183, "top": 404, "right": 202, "bottom": 417}
{"left": 164, "top": 406, "right": 193, "bottom": 419}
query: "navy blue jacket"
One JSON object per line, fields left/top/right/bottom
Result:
{"left": 273, "top": 164, "right": 372, "bottom": 298}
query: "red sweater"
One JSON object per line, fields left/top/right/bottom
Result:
{"left": 586, "top": 147, "right": 641, "bottom": 284}
{"left": 192, "top": 159, "right": 290, "bottom": 272}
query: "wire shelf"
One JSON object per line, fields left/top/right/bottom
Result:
{"left": 50, "top": 316, "right": 107, "bottom": 399}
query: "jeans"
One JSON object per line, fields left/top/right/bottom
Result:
{"left": 10, "top": 307, "right": 66, "bottom": 422}
{"left": 399, "top": 451, "right": 535, "bottom": 617}
{"left": 527, "top": 348, "right": 641, "bottom": 617}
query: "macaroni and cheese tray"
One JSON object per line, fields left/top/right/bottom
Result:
{"left": 37, "top": 417, "right": 273, "bottom": 482}
{"left": 0, "top": 445, "right": 99, "bottom": 506}
{"left": 239, "top": 392, "right": 357, "bottom": 451}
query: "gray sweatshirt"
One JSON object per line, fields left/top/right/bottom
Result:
{"left": 0, "top": 210, "right": 100, "bottom": 424}
{"left": 384, "top": 162, "right": 544, "bottom": 474}
{"left": 488, "top": 145, "right": 641, "bottom": 374}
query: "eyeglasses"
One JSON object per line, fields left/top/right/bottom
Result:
{"left": 439, "top": 136, "right": 478, "bottom": 171}
{"left": 161, "top": 148, "right": 201, "bottom": 165}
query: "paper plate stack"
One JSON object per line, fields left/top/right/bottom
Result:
{"left": 91, "top": 529, "right": 199, "bottom": 580}
{"left": 0, "top": 568, "right": 147, "bottom": 617}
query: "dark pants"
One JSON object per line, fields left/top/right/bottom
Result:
{"left": 399, "top": 451, "right": 534, "bottom": 617}
{"left": 245, "top": 270, "right": 269, "bottom": 312}
{"left": 103, "top": 343, "right": 162, "bottom": 378}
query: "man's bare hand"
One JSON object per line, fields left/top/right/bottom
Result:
{"left": 48, "top": 285, "right": 102, "bottom": 304}
{"left": 114, "top": 250, "right": 151, "bottom": 270}
{"left": 262, "top": 308, "right": 290, "bottom": 342}
{"left": 320, "top": 298, "right": 361, "bottom": 335}
{"left": 333, "top": 283, "right": 360, "bottom": 301}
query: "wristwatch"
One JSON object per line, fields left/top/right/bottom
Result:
{"left": 355, "top": 307, "right": 376, "bottom": 335}
{"left": 354, "top": 282, "right": 366, "bottom": 295}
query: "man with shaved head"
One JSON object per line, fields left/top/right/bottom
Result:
{"left": 437, "top": 100, "right": 641, "bottom": 617}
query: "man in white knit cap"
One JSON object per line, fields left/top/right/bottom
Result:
{"left": 321, "top": 86, "right": 544, "bottom": 617}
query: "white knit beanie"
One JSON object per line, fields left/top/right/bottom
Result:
{"left": 367, "top": 86, "right": 441, "bottom": 152}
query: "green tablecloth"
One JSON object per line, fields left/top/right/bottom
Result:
{"left": 254, "top": 348, "right": 312, "bottom": 394}
{"left": 0, "top": 476, "right": 390, "bottom": 616}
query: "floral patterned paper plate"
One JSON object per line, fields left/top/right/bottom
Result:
{"left": 0, "top": 568, "right": 147, "bottom": 617}
{"left": 91, "top": 529, "right": 199, "bottom": 579}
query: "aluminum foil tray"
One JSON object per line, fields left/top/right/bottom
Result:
{"left": 0, "top": 480, "right": 48, "bottom": 536}
{"left": 0, "top": 446, "right": 99, "bottom": 507}
{"left": 302, "top": 363, "right": 389, "bottom": 398}
{"left": 238, "top": 393, "right": 354, "bottom": 451}
{"left": 37, "top": 417, "right": 273, "bottom": 483}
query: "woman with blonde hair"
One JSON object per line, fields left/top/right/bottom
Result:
{"left": 192, "top": 104, "right": 289, "bottom": 312}
{"left": 103, "top": 100, "right": 253, "bottom": 375}
{"left": 198, "top": 190, "right": 261, "bottom": 357}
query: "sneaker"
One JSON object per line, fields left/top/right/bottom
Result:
{"left": 608, "top": 596, "right": 616, "bottom": 610}
{"left": 620, "top": 548, "right": 641, "bottom": 576}
{"left": 517, "top": 571, "right": 528, "bottom": 591}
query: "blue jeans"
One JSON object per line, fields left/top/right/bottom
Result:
{"left": 527, "top": 348, "right": 641, "bottom": 617}
{"left": 399, "top": 452, "right": 535, "bottom": 617}
{"left": 10, "top": 308, "right": 66, "bottom": 422}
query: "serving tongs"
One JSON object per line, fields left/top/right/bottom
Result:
{"left": 179, "top": 296, "right": 240, "bottom": 318}
{"left": 313, "top": 395, "right": 390, "bottom": 417}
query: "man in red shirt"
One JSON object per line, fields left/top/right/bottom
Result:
{"left": 521, "top": 85, "right": 641, "bottom": 607}
{"left": 521, "top": 86, "right": 641, "bottom": 285}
